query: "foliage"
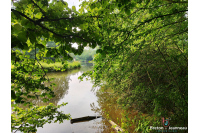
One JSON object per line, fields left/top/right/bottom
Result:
{"left": 25, "top": 41, "right": 56, "bottom": 61}
{"left": 11, "top": 0, "right": 97, "bottom": 132}
{"left": 79, "top": 0, "right": 188, "bottom": 131}
{"left": 132, "top": 114, "right": 160, "bottom": 133}
{"left": 11, "top": 103, "right": 70, "bottom": 132}
{"left": 38, "top": 61, "right": 81, "bottom": 72}
{"left": 11, "top": 0, "right": 188, "bottom": 132}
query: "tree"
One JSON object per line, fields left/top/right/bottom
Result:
{"left": 79, "top": 0, "right": 188, "bottom": 132}
{"left": 11, "top": 0, "right": 188, "bottom": 132}
{"left": 11, "top": 0, "right": 99, "bottom": 132}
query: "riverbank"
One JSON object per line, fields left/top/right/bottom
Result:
{"left": 11, "top": 61, "right": 81, "bottom": 72}
{"left": 38, "top": 61, "right": 81, "bottom": 72}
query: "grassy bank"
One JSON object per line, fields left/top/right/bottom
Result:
{"left": 11, "top": 61, "right": 81, "bottom": 72}
{"left": 38, "top": 61, "right": 81, "bottom": 72}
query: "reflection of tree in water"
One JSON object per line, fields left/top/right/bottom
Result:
{"left": 90, "top": 92, "right": 121, "bottom": 133}
{"left": 17, "top": 67, "right": 92, "bottom": 109}
{"left": 91, "top": 91, "right": 139, "bottom": 132}
{"left": 30, "top": 76, "right": 70, "bottom": 106}
{"left": 79, "top": 62, "right": 93, "bottom": 73}
{"left": 29, "top": 69, "right": 82, "bottom": 106}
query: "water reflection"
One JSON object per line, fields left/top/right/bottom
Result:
{"left": 15, "top": 63, "right": 132, "bottom": 133}
{"left": 36, "top": 63, "right": 107, "bottom": 133}
{"left": 26, "top": 69, "right": 81, "bottom": 107}
{"left": 92, "top": 91, "right": 138, "bottom": 132}
{"left": 90, "top": 92, "right": 122, "bottom": 133}
{"left": 30, "top": 63, "right": 93, "bottom": 106}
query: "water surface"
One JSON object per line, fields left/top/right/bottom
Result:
{"left": 35, "top": 63, "right": 116, "bottom": 133}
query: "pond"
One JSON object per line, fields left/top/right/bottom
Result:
{"left": 29, "top": 63, "right": 122, "bottom": 133}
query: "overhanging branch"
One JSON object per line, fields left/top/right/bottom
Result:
{"left": 11, "top": 9, "right": 92, "bottom": 44}
{"left": 30, "top": 0, "right": 47, "bottom": 17}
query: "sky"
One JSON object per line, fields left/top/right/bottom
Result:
{"left": 64, "top": 0, "right": 83, "bottom": 10}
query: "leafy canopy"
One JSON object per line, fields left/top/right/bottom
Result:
{"left": 11, "top": 0, "right": 99, "bottom": 132}
{"left": 79, "top": 0, "right": 188, "bottom": 131}
{"left": 11, "top": 0, "right": 188, "bottom": 132}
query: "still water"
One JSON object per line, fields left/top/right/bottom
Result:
{"left": 33, "top": 63, "right": 118, "bottom": 133}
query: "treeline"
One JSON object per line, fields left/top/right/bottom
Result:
{"left": 70, "top": 47, "right": 97, "bottom": 62}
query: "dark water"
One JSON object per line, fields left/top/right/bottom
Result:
{"left": 32, "top": 63, "right": 118, "bottom": 133}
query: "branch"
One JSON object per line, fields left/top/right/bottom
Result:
{"left": 138, "top": 3, "right": 174, "bottom": 9}
{"left": 12, "top": 9, "right": 36, "bottom": 24}
{"left": 153, "top": 25, "right": 188, "bottom": 104}
{"left": 37, "top": 17, "right": 74, "bottom": 22}
{"left": 14, "top": 124, "right": 23, "bottom": 133}
{"left": 60, "top": 0, "right": 67, "bottom": 5}
{"left": 164, "top": 0, "right": 188, "bottom": 3}
{"left": 36, "top": 59, "right": 50, "bottom": 82}
{"left": 132, "top": 9, "right": 187, "bottom": 31}
{"left": 133, "top": 18, "right": 187, "bottom": 41}
{"left": 30, "top": 0, "right": 47, "bottom": 17}
{"left": 36, "top": 15, "right": 102, "bottom": 23}
{"left": 116, "top": 9, "right": 187, "bottom": 46}
{"left": 11, "top": 9, "right": 92, "bottom": 43}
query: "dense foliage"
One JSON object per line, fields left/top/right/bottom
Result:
{"left": 11, "top": 0, "right": 187, "bottom": 132}
{"left": 79, "top": 0, "right": 188, "bottom": 132}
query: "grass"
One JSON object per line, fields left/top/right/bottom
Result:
{"left": 11, "top": 61, "right": 81, "bottom": 72}
{"left": 38, "top": 61, "right": 81, "bottom": 72}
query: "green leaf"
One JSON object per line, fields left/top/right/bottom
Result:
{"left": 35, "top": 12, "right": 43, "bottom": 19}
{"left": 72, "top": 6, "right": 76, "bottom": 11}
{"left": 13, "top": 24, "right": 22, "bottom": 31}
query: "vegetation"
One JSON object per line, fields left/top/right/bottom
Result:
{"left": 12, "top": 61, "right": 81, "bottom": 71}
{"left": 70, "top": 47, "right": 97, "bottom": 62}
{"left": 38, "top": 61, "right": 81, "bottom": 72}
{"left": 11, "top": 0, "right": 187, "bottom": 132}
{"left": 11, "top": 0, "right": 89, "bottom": 132}
{"left": 79, "top": 0, "right": 188, "bottom": 132}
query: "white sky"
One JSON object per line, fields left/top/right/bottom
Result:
{"left": 64, "top": 0, "right": 82, "bottom": 10}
